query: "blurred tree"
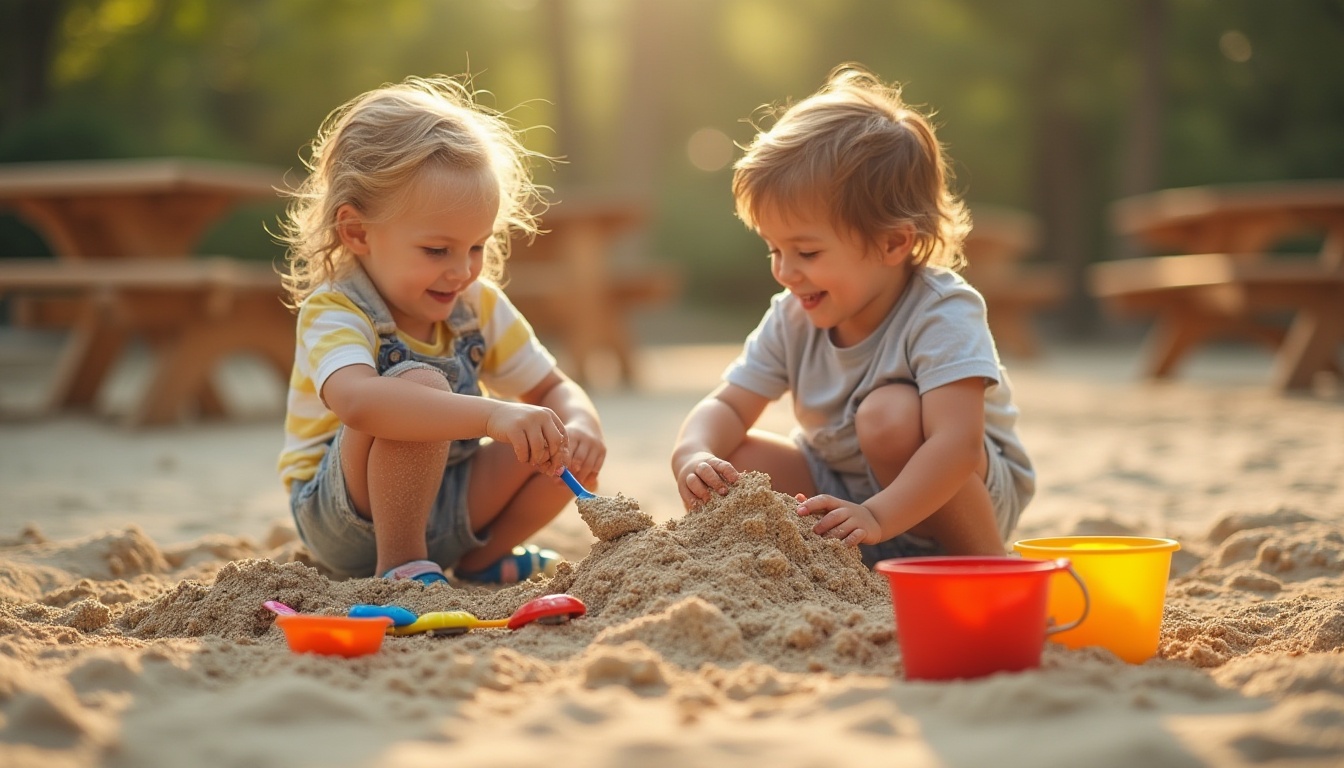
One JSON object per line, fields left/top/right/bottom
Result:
{"left": 3, "top": 0, "right": 1342, "bottom": 334}
{"left": 0, "top": 0, "right": 64, "bottom": 131}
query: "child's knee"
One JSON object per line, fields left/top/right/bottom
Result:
{"left": 856, "top": 383, "right": 922, "bottom": 463}
{"left": 386, "top": 362, "right": 451, "bottom": 391}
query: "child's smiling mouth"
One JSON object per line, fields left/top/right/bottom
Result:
{"left": 795, "top": 291, "right": 825, "bottom": 310}
{"left": 427, "top": 289, "right": 458, "bottom": 304}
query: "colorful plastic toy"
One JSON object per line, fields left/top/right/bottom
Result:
{"left": 507, "top": 593, "right": 586, "bottom": 630}
{"left": 273, "top": 614, "right": 394, "bottom": 657}
{"left": 876, "top": 556, "right": 1088, "bottom": 681}
{"left": 388, "top": 610, "right": 506, "bottom": 637}
{"left": 348, "top": 604, "right": 418, "bottom": 626}
{"left": 388, "top": 593, "right": 588, "bottom": 637}
{"left": 263, "top": 600, "right": 298, "bottom": 616}
{"left": 1013, "top": 536, "right": 1180, "bottom": 663}
{"left": 560, "top": 468, "right": 597, "bottom": 499}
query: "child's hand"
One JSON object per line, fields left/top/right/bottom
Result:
{"left": 675, "top": 454, "right": 740, "bottom": 508}
{"left": 563, "top": 421, "right": 606, "bottom": 491}
{"left": 796, "top": 494, "right": 880, "bottom": 546}
{"left": 487, "top": 402, "right": 570, "bottom": 475}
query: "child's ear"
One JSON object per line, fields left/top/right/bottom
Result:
{"left": 336, "top": 204, "right": 370, "bottom": 255}
{"left": 880, "top": 225, "right": 917, "bottom": 263}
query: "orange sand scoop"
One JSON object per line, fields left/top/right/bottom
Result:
{"left": 274, "top": 614, "right": 394, "bottom": 657}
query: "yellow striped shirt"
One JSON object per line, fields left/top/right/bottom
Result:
{"left": 277, "top": 280, "right": 555, "bottom": 491}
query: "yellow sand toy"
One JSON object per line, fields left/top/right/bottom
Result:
{"left": 388, "top": 611, "right": 507, "bottom": 636}
{"left": 384, "top": 594, "right": 588, "bottom": 637}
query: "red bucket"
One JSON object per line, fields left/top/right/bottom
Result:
{"left": 876, "top": 556, "right": 1088, "bottom": 681}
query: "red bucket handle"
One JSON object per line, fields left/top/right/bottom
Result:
{"left": 1044, "top": 558, "right": 1090, "bottom": 635}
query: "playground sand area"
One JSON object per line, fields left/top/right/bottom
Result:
{"left": 1, "top": 344, "right": 1343, "bottom": 767}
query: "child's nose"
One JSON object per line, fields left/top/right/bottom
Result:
{"left": 441, "top": 253, "right": 471, "bottom": 280}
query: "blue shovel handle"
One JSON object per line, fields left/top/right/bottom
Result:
{"left": 560, "top": 468, "right": 596, "bottom": 499}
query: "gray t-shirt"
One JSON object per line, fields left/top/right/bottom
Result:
{"left": 724, "top": 266, "right": 1035, "bottom": 509}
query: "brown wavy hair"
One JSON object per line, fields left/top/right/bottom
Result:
{"left": 733, "top": 64, "right": 970, "bottom": 270}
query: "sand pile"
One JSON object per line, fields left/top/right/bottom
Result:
{"left": 575, "top": 491, "right": 654, "bottom": 541}
{"left": 2, "top": 472, "right": 893, "bottom": 678}
{"left": 1162, "top": 510, "right": 1344, "bottom": 668}
{"left": 4, "top": 477, "right": 1344, "bottom": 767}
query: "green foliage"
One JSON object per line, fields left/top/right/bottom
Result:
{"left": 3, "top": 0, "right": 1342, "bottom": 325}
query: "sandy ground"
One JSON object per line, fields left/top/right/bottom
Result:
{"left": 2, "top": 328, "right": 1343, "bottom": 768}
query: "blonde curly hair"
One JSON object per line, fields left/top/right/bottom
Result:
{"left": 278, "top": 75, "right": 546, "bottom": 305}
{"left": 733, "top": 64, "right": 970, "bottom": 270}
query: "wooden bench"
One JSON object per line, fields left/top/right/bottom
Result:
{"left": 1094, "top": 181, "right": 1344, "bottom": 390}
{"left": 1089, "top": 253, "right": 1343, "bottom": 388}
{"left": 0, "top": 257, "right": 293, "bottom": 425}
{"left": 501, "top": 198, "right": 681, "bottom": 386}
{"left": 960, "top": 206, "right": 1065, "bottom": 358}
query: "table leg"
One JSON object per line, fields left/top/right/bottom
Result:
{"left": 1142, "top": 309, "right": 1213, "bottom": 379}
{"left": 129, "top": 298, "right": 294, "bottom": 426}
{"left": 1272, "top": 298, "right": 1344, "bottom": 391}
{"left": 559, "top": 224, "right": 611, "bottom": 386}
{"left": 46, "top": 296, "right": 128, "bottom": 410}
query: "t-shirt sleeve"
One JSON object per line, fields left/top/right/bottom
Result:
{"left": 476, "top": 282, "right": 557, "bottom": 399}
{"left": 297, "top": 291, "right": 377, "bottom": 396}
{"left": 723, "top": 293, "right": 791, "bottom": 400}
{"left": 906, "top": 287, "right": 1001, "bottom": 393}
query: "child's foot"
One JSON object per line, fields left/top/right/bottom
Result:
{"left": 455, "top": 544, "right": 562, "bottom": 584}
{"left": 382, "top": 559, "right": 450, "bottom": 586}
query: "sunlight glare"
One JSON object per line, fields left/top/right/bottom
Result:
{"left": 687, "top": 128, "right": 735, "bottom": 172}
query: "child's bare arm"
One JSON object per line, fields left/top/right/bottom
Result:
{"left": 801, "top": 377, "right": 987, "bottom": 543}
{"left": 321, "top": 363, "right": 569, "bottom": 472}
{"left": 671, "top": 383, "right": 769, "bottom": 507}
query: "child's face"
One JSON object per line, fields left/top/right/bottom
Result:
{"left": 754, "top": 200, "right": 914, "bottom": 347}
{"left": 342, "top": 166, "right": 500, "bottom": 342}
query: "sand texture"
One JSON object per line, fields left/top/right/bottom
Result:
{"left": 2, "top": 343, "right": 1343, "bottom": 767}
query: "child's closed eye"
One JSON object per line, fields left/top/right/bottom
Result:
{"left": 768, "top": 248, "right": 819, "bottom": 259}
{"left": 422, "top": 247, "right": 450, "bottom": 257}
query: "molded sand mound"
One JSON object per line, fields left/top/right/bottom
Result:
{"left": 2, "top": 472, "right": 896, "bottom": 676}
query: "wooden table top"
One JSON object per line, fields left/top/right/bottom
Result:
{"left": 0, "top": 157, "right": 286, "bottom": 200}
{"left": 1111, "top": 180, "right": 1344, "bottom": 253}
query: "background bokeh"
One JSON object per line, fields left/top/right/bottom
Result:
{"left": 3, "top": 0, "right": 1343, "bottom": 340}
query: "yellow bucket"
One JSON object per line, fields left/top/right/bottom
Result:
{"left": 1011, "top": 536, "right": 1180, "bottom": 663}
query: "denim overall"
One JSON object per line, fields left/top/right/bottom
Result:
{"left": 338, "top": 264, "right": 488, "bottom": 467}
{"left": 288, "top": 264, "right": 491, "bottom": 576}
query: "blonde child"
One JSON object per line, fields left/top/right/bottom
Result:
{"left": 277, "top": 75, "right": 605, "bottom": 585}
{"left": 671, "top": 64, "right": 1034, "bottom": 563}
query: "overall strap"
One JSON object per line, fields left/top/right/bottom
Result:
{"left": 333, "top": 263, "right": 414, "bottom": 372}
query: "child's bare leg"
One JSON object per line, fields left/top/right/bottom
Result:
{"left": 455, "top": 439, "right": 571, "bottom": 572}
{"left": 340, "top": 366, "right": 452, "bottom": 574}
{"left": 857, "top": 384, "right": 1003, "bottom": 556}
{"left": 726, "top": 430, "right": 818, "bottom": 498}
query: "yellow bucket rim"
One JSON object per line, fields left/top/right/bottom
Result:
{"left": 1013, "top": 535, "right": 1181, "bottom": 554}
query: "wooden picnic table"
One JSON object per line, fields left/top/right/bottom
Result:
{"left": 1092, "top": 180, "right": 1344, "bottom": 390}
{"left": 0, "top": 157, "right": 293, "bottom": 424}
{"left": 504, "top": 195, "right": 679, "bottom": 386}
{"left": 959, "top": 205, "right": 1063, "bottom": 358}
